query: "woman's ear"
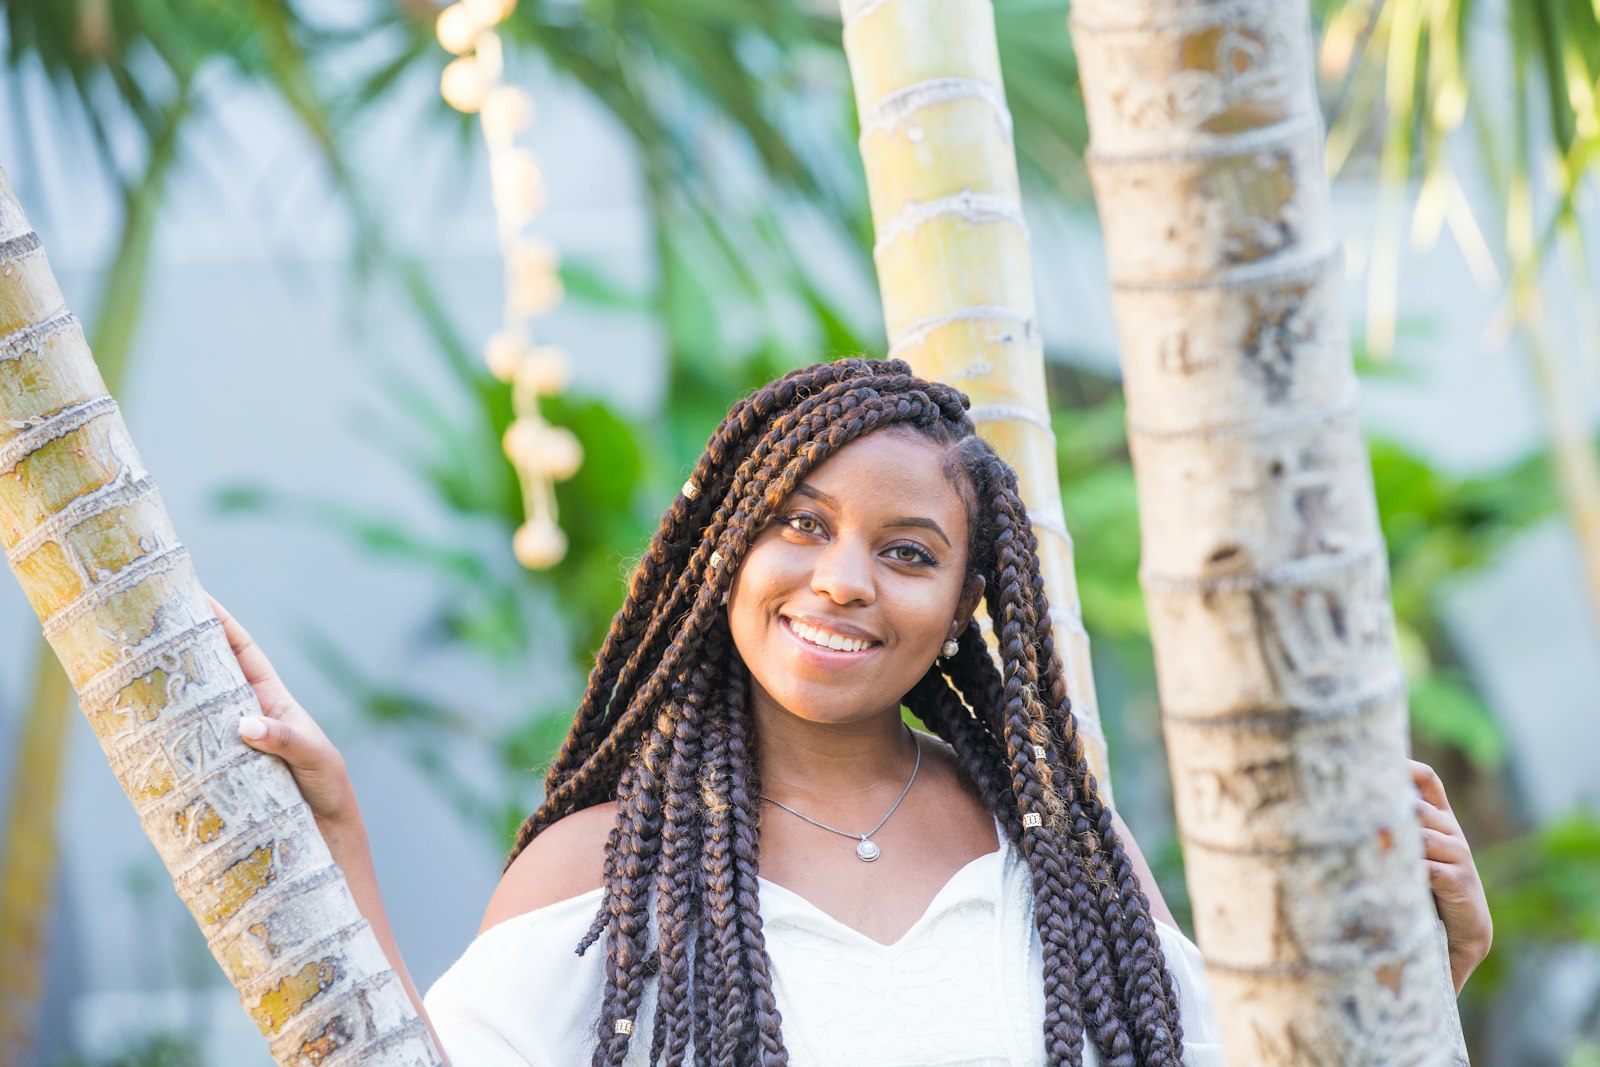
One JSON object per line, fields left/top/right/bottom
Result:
{"left": 955, "top": 575, "right": 985, "bottom": 634}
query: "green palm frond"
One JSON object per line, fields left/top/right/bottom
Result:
{"left": 1319, "top": 0, "right": 1600, "bottom": 352}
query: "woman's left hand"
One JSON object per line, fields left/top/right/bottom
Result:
{"left": 1411, "top": 759, "right": 1492, "bottom": 995}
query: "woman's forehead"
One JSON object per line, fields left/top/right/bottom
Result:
{"left": 793, "top": 430, "right": 968, "bottom": 515}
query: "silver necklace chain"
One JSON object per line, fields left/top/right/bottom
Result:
{"left": 759, "top": 724, "right": 922, "bottom": 862}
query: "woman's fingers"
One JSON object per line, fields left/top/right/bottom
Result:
{"left": 239, "top": 713, "right": 328, "bottom": 766}
{"left": 209, "top": 593, "right": 296, "bottom": 715}
{"left": 1407, "top": 759, "right": 1494, "bottom": 993}
{"left": 239, "top": 712, "right": 355, "bottom": 825}
{"left": 211, "top": 593, "right": 329, "bottom": 743}
{"left": 212, "top": 593, "right": 357, "bottom": 828}
{"left": 1416, "top": 795, "right": 1463, "bottom": 836}
{"left": 1421, "top": 825, "right": 1470, "bottom": 864}
{"left": 1409, "top": 758, "right": 1450, "bottom": 811}
{"left": 209, "top": 594, "right": 271, "bottom": 684}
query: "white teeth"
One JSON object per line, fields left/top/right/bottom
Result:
{"left": 789, "top": 619, "right": 872, "bottom": 653}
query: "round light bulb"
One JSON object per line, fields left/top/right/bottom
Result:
{"left": 481, "top": 86, "right": 533, "bottom": 141}
{"left": 514, "top": 272, "right": 563, "bottom": 316}
{"left": 493, "top": 151, "right": 545, "bottom": 221}
{"left": 513, "top": 238, "right": 557, "bottom": 270}
{"left": 485, "top": 329, "right": 524, "bottom": 382}
{"left": 434, "top": 3, "right": 480, "bottom": 55}
{"left": 465, "top": 0, "right": 516, "bottom": 26}
{"left": 514, "top": 345, "right": 570, "bottom": 396}
{"left": 440, "top": 56, "right": 488, "bottom": 113}
{"left": 532, "top": 425, "right": 583, "bottom": 480}
{"left": 513, "top": 520, "right": 566, "bottom": 569}
{"left": 502, "top": 418, "right": 543, "bottom": 467}
{"left": 474, "top": 28, "right": 503, "bottom": 79}
{"left": 511, "top": 241, "right": 563, "bottom": 315}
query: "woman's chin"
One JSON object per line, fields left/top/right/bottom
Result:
{"left": 753, "top": 692, "right": 900, "bottom": 730}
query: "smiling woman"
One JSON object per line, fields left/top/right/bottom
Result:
{"left": 727, "top": 429, "right": 983, "bottom": 735}
{"left": 226, "top": 358, "right": 1228, "bottom": 1066}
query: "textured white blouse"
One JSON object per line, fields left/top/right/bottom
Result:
{"left": 425, "top": 830, "right": 1226, "bottom": 1066}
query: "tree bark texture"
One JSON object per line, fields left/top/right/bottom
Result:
{"left": 0, "top": 167, "right": 441, "bottom": 1067}
{"left": 1070, "top": 0, "right": 1468, "bottom": 1062}
{"left": 839, "top": 0, "right": 1114, "bottom": 801}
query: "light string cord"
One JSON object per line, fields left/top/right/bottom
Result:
{"left": 436, "top": 0, "right": 583, "bottom": 568}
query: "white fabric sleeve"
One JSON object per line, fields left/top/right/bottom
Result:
{"left": 1154, "top": 919, "right": 1227, "bottom": 1065}
{"left": 422, "top": 890, "right": 609, "bottom": 1067}
{"left": 423, "top": 1016, "right": 542, "bottom": 1067}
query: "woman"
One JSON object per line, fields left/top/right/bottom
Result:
{"left": 217, "top": 358, "right": 1493, "bottom": 1066}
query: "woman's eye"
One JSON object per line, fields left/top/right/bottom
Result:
{"left": 784, "top": 514, "right": 822, "bottom": 535}
{"left": 889, "top": 543, "right": 936, "bottom": 566}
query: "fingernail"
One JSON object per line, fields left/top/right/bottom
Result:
{"left": 239, "top": 716, "right": 267, "bottom": 741}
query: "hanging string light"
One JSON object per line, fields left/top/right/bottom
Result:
{"left": 436, "top": 0, "right": 581, "bottom": 570}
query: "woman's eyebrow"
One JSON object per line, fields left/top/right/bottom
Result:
{"left": 794, "top": 485, "right": 951, "bottom": 547}
{"left": 887, "top": 517, "right": 951, "bottom": 548}
{"left": 795, "top": 485, "right": 838, "bottom": 507}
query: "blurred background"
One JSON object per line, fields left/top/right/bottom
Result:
{"left": 0, "top": 0, "right": 1597, "bottom": 1063}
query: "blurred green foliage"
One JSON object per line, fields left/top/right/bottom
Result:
{"left": 1457, "top": 805, "right": 1600, "bottom": 1059}
{"left": 53, "top": 1034, "right": 203, "bottom": 1067}
{"left": 1477, "top": 810, "right": 1600, "bottom": 992}
{"left": 1318, "top": 0, "right": 1600, "bottom": 361}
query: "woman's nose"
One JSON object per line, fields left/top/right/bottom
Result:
{"left": 809, "top": 539, "right": 875, "bottom": 605}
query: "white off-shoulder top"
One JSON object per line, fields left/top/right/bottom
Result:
{"left": 424, "top": 829, "right": 1226, "bottom": 1066}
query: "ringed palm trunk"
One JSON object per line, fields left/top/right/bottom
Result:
{"left": 0, "top": 80, "right": 193, "bottom": 1064}
{"left": 0, "top": 169, "right": 441, "bottom": 1067}
{"left": 1070, "top": 0, "right": 1467, "bottom": 1060}
{"left": 839, "top": 0, "right": 1114, "bottom": 801}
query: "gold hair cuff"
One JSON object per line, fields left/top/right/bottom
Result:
{"left": 1032, "top": 744, "right": 1048, "bottom": 760}
{"left": 681, "top": 479, "right": 699, "bottom": 500}
{"left": 614, "top": 1019, "right": 635, "bottom": 1036}
{"left": 1022, "top": 812, "right": 1043, "bottom": 829}
{"left": 709, "top": 550, "right": 723, "bottom": 569}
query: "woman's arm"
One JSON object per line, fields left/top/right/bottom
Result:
{"left": 211, "top": 595, "right": 452, "bottom": 1064}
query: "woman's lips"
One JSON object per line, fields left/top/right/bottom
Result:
{"left": 780, "top": 616, "right": 881, "bottom": 665}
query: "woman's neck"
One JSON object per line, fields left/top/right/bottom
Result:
{"left": 752, "top": 698, "right": 919, "bottom": 805}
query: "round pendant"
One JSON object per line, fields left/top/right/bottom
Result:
{"left": 855, "top": 838, "right": 881, "bottom": 862}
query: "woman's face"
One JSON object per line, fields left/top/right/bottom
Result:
{"left": 725, "top": 428, "right": 982, "bottom": 729}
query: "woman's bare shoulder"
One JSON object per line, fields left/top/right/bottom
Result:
{"left": 1104, "top": 805, "right": 1178, "bottom": 930}
{"left": 478, "top": 801, "right": 617, "bottom": 934}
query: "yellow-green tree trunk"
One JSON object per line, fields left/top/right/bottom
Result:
{"left": 0, "top": 83, "right": 193, "bottom": 1061}
{"left": 839, "top": 0, "right": 1113, "bottom": 801}
{"left": 1070, "top": 0, "right": 1467, "bottom": 1060}
{"left": 0, "top": 168, "right": 441, "bottom": 1067}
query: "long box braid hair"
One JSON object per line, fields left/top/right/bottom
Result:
{"left": 504, "top": 358, "right": 1187, "bottom": 1067}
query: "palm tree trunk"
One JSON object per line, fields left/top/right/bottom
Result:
{"left": 0, "top": 80, "right": 194, "bottom": 1065}
{"left": 1070, "top": 0, "right": 1467, "bottom": 1060}
{"left": 0, "top": 167, "right": 441, "bottom": 1067}
{"left": 838, "top": 0, "right": 1114, "bottom": 801}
